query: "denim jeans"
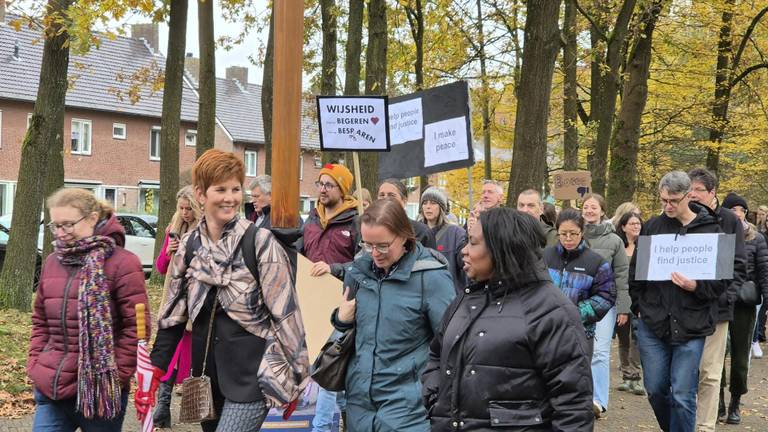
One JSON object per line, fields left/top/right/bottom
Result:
{"left": 592, "top": 306, "right": 616, "bottom": 409}
{"left": 635, "top": 319, "right": 705, "bottom": 432}
{"left": 312, "top": 388, "right": 346, "bottom": 432}
{"left": 32, "top": 388, "right": 128, "bottom": 432}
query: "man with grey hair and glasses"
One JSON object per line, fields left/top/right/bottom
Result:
{"left": 481, "top": 179, "right": 504, "bottom": 210}
{"left": 628, "top": 171, "right": 727, "bottom": 432}
{"left": 246, "top": 175, "right": 273, "bottom": 229}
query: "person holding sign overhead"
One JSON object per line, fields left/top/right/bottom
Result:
{"left": 629, "top": 171, "right": 727, "bottom": 432}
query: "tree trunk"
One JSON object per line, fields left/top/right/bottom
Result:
{"left": 706, "top": 0, "right": 734, "bottom": 175}
{"left": 607, "top": 1, "right": 663, "bottom": 212}
{"left": 476, "top": 0, "right": 492, "bottom": 181}
{"left": 343, "top": 0, "right": 364, "bottom": 168}
{"left": 506, "top": 0, "right": 562, "bottom": 204}
{"left": 586, "top": 0, "right": 637, "bottom": 196}
{"left": 0, "top": 0, "right": 74, "bottom": 310}
{"left": 150, "top": 0, "right": 188, "bottom": 284}
{"left": 562, "top": 0, "right": 579, "bottom": 208}
{"left": 262, "top": 9, "right": 275, "bottom": 175}
{"left": 403, "top": 0, "right": 428, "bottom": 193}
{"left": 361, "top": 0, "right": 386, "bottom": 192}
{"left": 320, "top": 0, "right": 342, "bottom": 164}
{"left": 196, "top": 0, "right": 216, "bottom": 158}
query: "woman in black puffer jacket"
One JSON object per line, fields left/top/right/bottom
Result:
{"left": 719, "top": 193, "right": 768, "bottom": 424}
{"left": 422, "top": 209, "right": 594, "bottom": 431}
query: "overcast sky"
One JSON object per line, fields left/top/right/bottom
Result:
{"left": 153, "top": 0, "right": 270, "bottom": 85}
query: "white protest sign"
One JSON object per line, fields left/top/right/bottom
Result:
{"left": 424, "top": 116, "right": 469, "bottom": 168}
{"left": 317, "top": 96, "right": 390, "bottom": 151}
{"left": 644, "top": 233, "right": 720, "bottom": 281}
{"left": 388, "top": 98, "right": 424, "bottom": 145}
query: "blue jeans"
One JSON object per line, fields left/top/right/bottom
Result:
{"left": 592, "top": 306, "right": 616, "bottom": 409}
{"left": 32, "top": 388, "right": 128, "bottom": 432}
{"left": 635, "top": 319, "right": 705, "bottom": 432}
{"left": 312, "top": 388, "right": 346, "bottom": 432}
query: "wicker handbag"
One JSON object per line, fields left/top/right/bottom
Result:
{"left": 179, "top": 293, "right": 219, "bottom": 424}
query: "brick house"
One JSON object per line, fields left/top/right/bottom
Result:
{"left": 0, "top": 15, "right": 323, "bottom": 217}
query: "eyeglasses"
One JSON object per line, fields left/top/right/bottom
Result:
{"left": 47, "top": 215, "right": 87, "bottom": 234}
{"left": 359, "top": 237, "right": 397, "bottom": 254}
{"left": 314, "top": 181, "right": 338, "bottom": 191}
{"left": 660, "top": 196, "right": 685, "bottom": 206}
{"left": 558, "top": 231, "right": 582, "bottom": 239}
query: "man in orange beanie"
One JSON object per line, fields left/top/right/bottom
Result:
{"left": 300, "top": 163, "right": 359, "bottom": 432}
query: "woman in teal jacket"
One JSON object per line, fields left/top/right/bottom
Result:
{"left": 332, "top": 198, "right": 455, "bottom": 432}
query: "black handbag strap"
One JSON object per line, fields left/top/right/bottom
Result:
{"left": 199, "top": 288, "right": 218, "bottom": 376}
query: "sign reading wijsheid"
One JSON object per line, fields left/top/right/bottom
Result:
{"left": 378, "top": 81, "right": 473, "bottom": 179}
{"left": 316, "top": 96, "right": 391, "bottom": 152}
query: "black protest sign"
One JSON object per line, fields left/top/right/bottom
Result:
{"left": 378, "top": 81, "right": 473, "bottom": 179}
{"left": 316, "top": 96, "right": 391, "bottom": 152}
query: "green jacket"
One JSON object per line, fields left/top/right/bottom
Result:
{"left": 339, "top": 243, "right": 455, "bottom": 432}
{"left": 584, "top": 222, "right": 630, "bottom": 314}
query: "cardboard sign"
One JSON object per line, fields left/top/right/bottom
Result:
{"left": 552, "top": 171, "right": 592, "bottom": 200}
{"left": 634, "top": 233, "right": 735, "bottom": 281}
{"left": 316, "top": 96, "right": 391, "bottom": 152}
{"left": 295, "top": 254, "right": 344, "bottom": 360}
{"left": 378, "top": 81, "right": 474, "bottom": 179}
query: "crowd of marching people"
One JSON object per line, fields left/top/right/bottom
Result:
{"left": 24, "top": 148, "right": 768, "bottom": 431}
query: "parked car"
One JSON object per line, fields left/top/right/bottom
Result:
{"left": 0, "top": 214, "right": 43, "bottom": 290}
{"left": 0, "top": 213, "right": 157, "bottom": 286}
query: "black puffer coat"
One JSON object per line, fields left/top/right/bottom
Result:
{"left": 421, "top": 260, "right": 594, "bottom": 431}
{"left": 744, "top": 223, "right": 768, "bottom": 303}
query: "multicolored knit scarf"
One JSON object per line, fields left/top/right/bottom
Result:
{"left": 55, "top": 235, "right": 120, "bottom": 419}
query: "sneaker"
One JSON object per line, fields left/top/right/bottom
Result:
{"left": 752, "top": 341, "right": 764, "bottom": 359}
{"left": 592, "top": 401, "right": 604, "bottom": 419}
{"left": 617, "top": 380, "right": 632, "bottom": 392}
{"left": 630, "top": 380, "right": 646, "bottom": 396}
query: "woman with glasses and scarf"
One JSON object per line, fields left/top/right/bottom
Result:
{"left": 332, "top": 198, "right": 454, "bottom": 432}
{"left": 422, "top": 208, "right": 594, "bottom": 431}
{"left": 27, "top": 188, "right": 149, "bottom": 431}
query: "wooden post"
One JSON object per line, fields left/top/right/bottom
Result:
{"left": 270, "top": 1, "right": 304, "bottom": 228}
{"left": 352, "top": 152, "right": 364, "bottom": 215}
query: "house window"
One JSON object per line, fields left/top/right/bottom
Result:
{"left": 71, "top": 119, "right": 92, "bottom": 155}
{"left": 139, "top": 184, "right": 160, "bottom": 214}
{"left": 245, "top": 151, "right": 257, "bottom": 177}
{"left": 27, "top": 113, "right": 32, "bottom": 129}
{"left": 0, "top": 182, "right": 13, "bottom": 217}
{"left": 103, "top": 188, "right": 117, "bottom": 208}
{"left": 185, "top": 130, "right": 197, "bottom": 147}
{"left": 313, "top": 155, "right": 322, "bottom": 168}
{"left": 150, "top": 126, "right": 161, "bottom": 160}
{"left": 112, "top": 123, "right": 127, "bottom": 139}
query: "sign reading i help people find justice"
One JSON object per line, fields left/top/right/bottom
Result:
{"left": 634, "top": 233, "right": 736, "bottom": 281}
{"left": 316, "top": 96, "right": 391, "bottom": 152}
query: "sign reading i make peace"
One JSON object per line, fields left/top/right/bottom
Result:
{"left": 634, "top": 233, "right": 736, "bottom": 281}
{"left": 316, "top": 96, "right": 391, "bottom": 152}
{"left": 378, "top": 81, "right": 474, "bottom": 179}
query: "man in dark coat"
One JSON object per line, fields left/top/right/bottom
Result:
{"left": 630, "top": 171, "right": 727, "bottom": 432}
{"left": 245, "top": 175, "right": 273, "bottom": 229}
{"left": 516, "top": 189, "right": 558, "bottom": 247}
{"left": 687, "top": 168, "right": 746, "bottom": 430}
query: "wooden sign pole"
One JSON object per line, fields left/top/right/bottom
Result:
{"left": 270, "top": 1, "right": 304, "bottom": 228}
{"left": 352, "top": 152, "right": 364, "bottom": 215}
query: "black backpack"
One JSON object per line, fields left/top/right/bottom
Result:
{"left": 184, "top": 224, "right": 300, "bottom": 284}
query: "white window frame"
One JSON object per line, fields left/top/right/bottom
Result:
{"left": 71, "top": 118, "right": 92, "bottom": 155}
{"left": 26, "top": 113, "right": 32, "bottom": 130}
{"left": 185, "top": 129, "right": 197, "bottom": 147}
{"left": 112, "top": 123, "right": 127, "bottom": 140}
{"left": 149, "top": 126, "right": 161, "bottom": 161}
{"left": 245, "top": 150, "right": 258, "bottom": 177}
{"left": 102, "top": 187, "right": 118, "bottom": 208}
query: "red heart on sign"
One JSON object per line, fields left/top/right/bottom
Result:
{"left": 370, "top": 117, "right": 379, "bottom": 125}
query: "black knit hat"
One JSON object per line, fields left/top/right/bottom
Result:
{"left": 722, "top": 192, "right": 748, "bottom": 212}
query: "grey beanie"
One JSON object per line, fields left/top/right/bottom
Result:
{"left": 421, "top": 187, "right": 449, "bottom": 214}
